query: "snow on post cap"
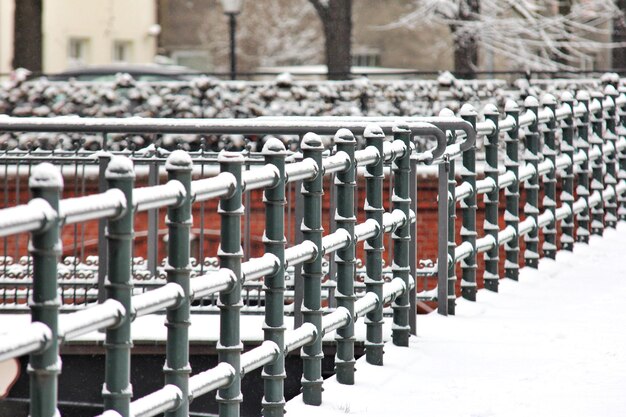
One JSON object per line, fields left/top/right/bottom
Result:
{"left": 217, "top": 150, "right": 245, "bottom": 164}
{"left": 29, "top": 162, "right": 63, "bottom": 189}
{"left": 504, "top": 100, "right": 519, "bottom": 113}
{"left": 600, "top": 72, "right": 619, "bottom": 84}
{"left": 576, "top": 90, "right": 590, "bottom": 101}
{"left": 541, "top": 93, "right": 556, "bottom": 106}
{"left": 437, "top": 71, "right": 456, "bottom": 87}
{"left": 105, "top": 156, "right": 135, "bottom": 180}
{"left": 438, "top": 108, "right": 455, "bottom": 118}
{"left": 523, "top": 96, "right": 539, "bottom": 108}
{"left": 275, "top": 72, "right": 293, "bottom": 87}
{"left": 560, "top": 91, "right": 574, "bottom": 102}
{"left": 392, "top": 120, "right": 410, "bottom": 133}
{"left": 165, "top": 150, "right": 193, "bottom": 171}
{"left": 459, "top": 103, "right": 476, "bottom": 117}
{"left": 482, "top": 103, "right": 499, "bottom": 116}
{"left": 604, "top": 84, "right": 618, "bottom": 96}
{"left": 616, "top": 93, "right": 626, "bottom": 106}
{"left": 300, "top": 132, "right": 324, "bottom": 150}
{"left": 363, "top": 123, "right": 384, "bottom": 138}
{"left": 261, "top": 137, "right": 287, "bottom": 154}
{"left": 334, "top": 128, "right": 356, "bottom": 144}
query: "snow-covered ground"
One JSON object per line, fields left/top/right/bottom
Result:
{"left": 286, "top": 223, "right": 626, "bottom": 417}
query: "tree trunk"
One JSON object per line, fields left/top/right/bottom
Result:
{"left": 13, "top": 0, "right": 43, "bottom": 72}
{"left": 613, "top": 0, "right": 626, "bottom": 71}
{"left": 311, "top": 0, "right": 352, "bottom": 80}
{"left": 453, "top": 0, "right": 480, "bottom": 79}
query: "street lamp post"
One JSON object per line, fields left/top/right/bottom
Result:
{"left": 220, "top": 0, "right": 243, "bottom": 80}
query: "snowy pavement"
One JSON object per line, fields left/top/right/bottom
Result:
{"left": 286, "top": 223, "right": 626, "bottom": 417}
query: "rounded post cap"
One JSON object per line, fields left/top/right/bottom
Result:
{"left": 604, "top": 84, "right": 618, "bottom": 96}
{"left": 165, "top": 149, "right": 193, "bottom": 171}
{"left": 438, "top": 108, "right": 455, "bottom": 117}
{"left": 576, "top": 90, "right": 590, "bottom": 101}
{"left": 363, "top": 123, "right": 385, "bottom": 139}
{"left": 504, "top": 99, "right": 519, "bottom": 113}
{"left": 300, "top": 132, "right": 324, "bottom": 150}
{"left": 459, "top": 103, "right": 477, "bottom": 116}
{"left": 482, "top": 103, "right": 499, "bottom": 116}
{"left": 541, "top": 93, "right": 557, "bottom": 106}
{"left": 560, "top": 91, "right": 574, "bottom": 102}
{"left": 523, "top": 96, "right": 539, "bottom": 108}
{"left": 392, "top": 120, "right": 410, "bottom": 133}
{"left": 105, "top": 156, "right": 135, "bottom": 180}
{"left": 261, "top": 136, "right": 288, "bottom": 154}
{"left": 333, "top": 128, "right": 356, "bottom": 144}
{"left": 616, "top": 93, "right": 626, "bottom": 106}
{"left": 217, "top": 149, "right": 245, "bottom": 164}
{"left": 29, "top": 162, "right": 63, "bottom": 189}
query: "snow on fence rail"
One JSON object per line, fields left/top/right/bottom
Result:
{"left": 1, "top": 81, "right": 626, "bottom": 417}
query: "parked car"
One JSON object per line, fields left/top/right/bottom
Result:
{"left": 45, "top": 64, "right": 202, "bottom": 82}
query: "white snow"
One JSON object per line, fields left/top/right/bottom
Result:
{"left": 286, "top": 222, "right": 626, "bottom": 417}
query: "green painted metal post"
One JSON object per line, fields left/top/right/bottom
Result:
{"left": 301, "top": 133, "right": 324, "bottom": 405}
{"left": 164, "top": 151, "right": 192, "bottom": 417}
{"left": 334, "top": 128, "right": 357, "bottom": 383}
{"left": 575, "top": 91, "right": 591, "bottom": 243}
{"left": 460, "top": 104, "right": 477, "bottom": 299}
{"left": 603, "top": 86, "right": 619, "bottom": 229}
{"left": 29, "top": 163, "right": 63, "bottom": 417}
{"left": 261, "top": 138, "right": 288, "bottom": 417}
{"left": 590, "top": 92, "right": 605, "bottom": 236}
{"left": 103, "top": 156, "right": 135, "bottom": 416}
{"left": 541, "top": 94, "right": 557, "bottom": 259}
{"left": 391, "top": 123, "right": 411, "bottom": 347}
{"left": 364, "top": 124, "right": 385, "bottom": 365}
{"left": 483, "top": 104, "right": 500, "bottom": 291}
{"left": 217, "top": 151, "right": 244, "bottom": 417}
{"left": 617, "top": 92, "right": 626, "bottom": 221}
{"left": 560, "top": 92, "right": 575, "bottom": 251}
{"left": 439, "top": 109, "right": 456, "bottom": 315}
{"left": 523, "top": 97, "right": 540, "bottom": 269}
{"left": 504, "top": 101, "right": 520, "bottom": 280}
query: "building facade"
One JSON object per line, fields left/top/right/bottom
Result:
{"left": 0, "top": 0, "right": 158, "bottom": 75}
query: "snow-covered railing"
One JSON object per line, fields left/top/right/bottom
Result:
{"left": 0, "top": 116, "right": 474, "bottom": 417}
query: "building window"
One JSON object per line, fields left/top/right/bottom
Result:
{"left": 113, "top": 40, "right": 133, "bottom": 63}
{"left": 68, "top": 38, "right": 90, "bottom": 67}
{"left": 352, "top": 48, "right": 381, "bottom": 68}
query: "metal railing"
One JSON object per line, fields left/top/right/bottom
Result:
{"left": 1, "top": 80, "right": 626, "bottom": 417}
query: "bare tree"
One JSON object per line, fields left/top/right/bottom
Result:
{"left": 388, "top": 0, "right": 624, "bottom": 76}
{"left": 13, "top": 0, "right": 43, "bottom": 72}
{"left": 309, "top": 0, "right": 352, "bottom": 80}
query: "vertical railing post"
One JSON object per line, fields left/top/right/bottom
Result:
{"left": 408, "top": 143, "right": 417, "bottom": 335}
{"left": 460, "top": 104, "right": 477, "bottom": 300}
{"left": 147, "top": 160, "right": 160, "bottom": 278}
{"left": 590, "top": 92, "right": 605, "bottom": 236}
{"left": 261, "top": 138, "right": 288, "bottom": 417}
{"left": 560, "top": 92, "right": 576, "bottom": 250}
{"left": 29, "top": 163, "right": 63, "bottom": 417}
{"left": 98, "top": 153, "right": 111, "bottom": 303}
{"left": 439, "top": 109, "right": 455, "bottom": 315}
{"left": 391, "top": 123, "right": 411, "bottom": 347}
{"left": 364, "top": 124, "right": 385, "bottom": 365}
{"left": 575, "top": 91, "right": 591, "bottom": 243}
{"left": 617, "top": 92, "right": 626, "bottom": 221}
{"left": 504, "top": 101, "right": 520, "bottom": 280}
{"left": 334, "top": 128, "right": 357, "bottom": 383}
{"left": 603, "top": 85, "right": 619, "bottom": 229}
{"left": 541, "top": 94, "right": 557, "bottom": 259}
{"left": 523, "top": 96, "right": 540, "bottom": 269}
{"left": 301, "top": 133, "right": 324, "bottom": 405}
{"left": 164, "top": 151, "right": 192, "bottom": 417}
{"left": 483, "top": 104, "right": 500, "bottom": 291}
{"left": 103, "top": 156, "right": 135, "bottom": 416}
{"left": 217, "top": 151, "right": 244, "bottom": 417}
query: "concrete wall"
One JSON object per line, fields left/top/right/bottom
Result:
{"left": 0, "top": 0, "right": 14, "bottom": 76}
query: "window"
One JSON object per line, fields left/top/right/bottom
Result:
{"left": 352, "top": 48, "right": 381, "bottom": 68}
{"left": 68, "top": 38, "right": 90, "bottom": 67}
{"left": 171, "top": 50, "right": 212, "bottom": 71}
{"left": 113, "top": 40, "right": 133, "bottom": 63}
